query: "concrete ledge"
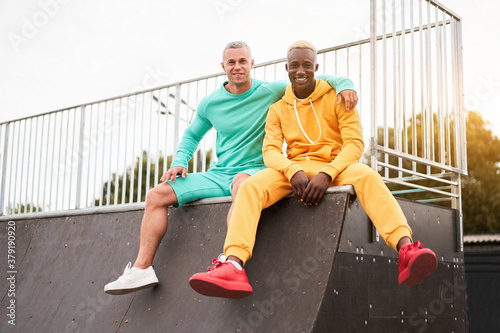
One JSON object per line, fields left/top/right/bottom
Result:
{"left": 0, "top": 185, "right": 355, "bottom": 222}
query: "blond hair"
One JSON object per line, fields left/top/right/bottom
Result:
{"left": 287, "top": 40, "right": 317, "bottom": 55}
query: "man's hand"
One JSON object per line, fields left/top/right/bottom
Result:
{"left": 337, "top": 90, "right": 358, "bottom": 111}
{"left": 160, "top": 166, "right": 187, "bottom": 183}
{"left": 301, "top": 172, "right": 332, "bottom": 206}
{"left": 290, "top": 170, "right": 309, "bottom": 202}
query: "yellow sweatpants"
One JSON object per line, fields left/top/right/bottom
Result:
{"left": 224, "top": 161, "right": 412, "bottom": 265}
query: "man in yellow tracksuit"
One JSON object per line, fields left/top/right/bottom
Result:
{"left": 189, "top": 41, "right": 438, "bottom": 299}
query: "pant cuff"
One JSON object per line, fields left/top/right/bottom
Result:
{"left": 224, "top": 246, "right": 251, "bottom": 266}
{"left": 386, "top": 225, "right": 413, "bottom": 252}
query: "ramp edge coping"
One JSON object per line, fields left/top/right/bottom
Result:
{"left": 0, "top": 185, "right": 354, "bottom": 222}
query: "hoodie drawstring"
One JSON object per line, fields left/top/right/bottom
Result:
{"left": 293, "top": 98, "right": 322, "bottom": 144}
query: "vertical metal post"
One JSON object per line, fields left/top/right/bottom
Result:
{"left": 392, "top": 0, "right": 397, "bottom": 158}
{"left": 87, "top": 105, "right": 95, "bottom": 208}
{"left": 17, "top": 120, "right": 27, "bottom": 213}
{"left": 370, "top": 0, "right": 378, "bottom": 172}
{"left": 163, "top": 88, "right": 169, "bottom": 174}
{"left": 358, "top": 45, "right": 363, "bottom": 122}
{"left": 36, "top": 115, "right": 45, "bottom": 212}
{"left": 61, "top": 110, "right": 70, "bottom": 210}
{"left": 442, "top": 11, "right": 451, "bottom": 167}
{"left": 153, "top": 91, "right": 160, "bottom": 188}
{"left": 29, "top": 117, "right": 39, "bottom": 212}
{"left": 99, "top": 102, "right": 107, "bottom": 207}
{"left": 419, "top": 0, "right": 425, "bottom": 162}
{"left": 346, "top": 46, "right": 350, "bottom": 77}
{"left": 456, "top": 18, "right": 467, "bottom": 174}
{"left": 193, "top": 82, "right": 200, "bottom": 172}
{"left": 410, "top": 0, "right": 417, "bottom": 171}
{"left": 114, "top": 98, "right": 122, "bottom": 206}
{"left": 24, "top": 118, "right": 32, "bottom": 212}
{"left": 401, "top": 0, "right": 407, "bottom": 156}
{"left": 334, "top": 50, "right": 337, "bottom": 75}
{"left": 42, "top": 116, "right": 51, "bottom": 211}
{"left": 0, "top": 123, "right": 10, "bottom": 216}
{"left": 137, "top": 95, "right": 145, "bottom": 203}
{"left": 435, "top": 7, "right": 445, "bottom": 165}
{"left": 455, "top": 16, "right": 466, "bottom": 252}
{"left": 122, "top": 96, "right": 130, "bottom": 205}
{"left": 98, "top": 101, "right": 107, "bottom": 206}
{"left": 173, "top": 84, "right": 181, "bottom": 159}
{"left": 107, "top": 100, "right": 114, "bottom": 206}
{"left": 146, "top": 91, "right": 153, "bottom": 195}
{"left": 75, "top": 106, "right": 86, "bottom": 209}
{"left": 370, "top": 0, "right": 381, "bottom": 243}
{"left": 129, "top": 98, "right": 137, "bottom": 204}
{"left": 69, "top": 109, "right": 77, "bottom": 210}
{"left": 425, "top": 1, "right": 433, "bottom": 165}
{"left": 55, "top": 111, "right": 64, "bottom": 211}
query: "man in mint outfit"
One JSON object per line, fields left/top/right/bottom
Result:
{"left": 104, "top": 41, "right": 358, "bottom": 295}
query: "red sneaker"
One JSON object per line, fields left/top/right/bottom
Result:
{"left": 398, "top": 241, "right": 438, "bottom": 286}
{"left": 189, "top": 257, "right": 253, "bottom": 299}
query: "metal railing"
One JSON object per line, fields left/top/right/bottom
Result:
{"left": 0, "top": 0, "right": 466, "bottom": 218}
{"left": 369, "top": 0, "right": 466, "bottom": 207}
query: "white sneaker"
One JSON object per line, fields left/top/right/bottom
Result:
{"left": 104, "top": 262, "right": 159, "bottom": 295}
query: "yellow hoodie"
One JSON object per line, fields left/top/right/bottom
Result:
{"left": 263, "top": 79, "right": 364, "bottom": 181}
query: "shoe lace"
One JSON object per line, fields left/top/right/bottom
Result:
{"left": 412, "top": 241, "right": 423, "bottom": 250}
{"left": 207, "top": 258, "right": 224, "bottom": 271}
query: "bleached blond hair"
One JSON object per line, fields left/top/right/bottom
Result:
{"left": 287, "top": 40, "right": 317, "bottom": 55}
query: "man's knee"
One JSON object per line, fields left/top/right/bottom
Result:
{"left": 231, "top": 173, "right": 250, "bottom": 197}
{"left": 146, "top": 183, "right": 177, "bottom": 208}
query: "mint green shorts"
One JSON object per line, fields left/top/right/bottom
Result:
{"left": 168, "top": 166, "right": 265, "bottom": 208}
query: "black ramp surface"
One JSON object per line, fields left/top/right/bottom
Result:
{"left": 0, "top": 190, "right": 351, "bottom": 333}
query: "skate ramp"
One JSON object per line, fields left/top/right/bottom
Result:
{"left": 0, "top": 187, "right": 465, "bottom": 332}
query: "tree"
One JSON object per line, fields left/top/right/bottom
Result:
{"left": 461, "top": 111, "right": 500, "bottom": 234}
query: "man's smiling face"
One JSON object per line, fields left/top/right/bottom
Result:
{"left": 286, "top": 48, "right": 319, "bottom": 98}
{"left": 222, "top": 47, "right": 254, "bottom": 91}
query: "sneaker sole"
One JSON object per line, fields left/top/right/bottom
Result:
{"left": 104, "top": 281, "right": 159, "bottom": 295}
{"left": 399, "top": 251, "right": 438, "bottom": 286}
{"left": 189, "top": 278, "right": 252, "bottom": 299}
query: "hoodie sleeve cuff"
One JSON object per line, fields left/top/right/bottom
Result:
{"left": 284, "top": 163, "right": 303, "bottom": 181}
{"left": 319, "top": 165, "right": 340, "bottom": 181}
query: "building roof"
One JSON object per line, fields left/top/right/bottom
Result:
{"left": 464, "top": 234, "right": 500, "bottom": 244}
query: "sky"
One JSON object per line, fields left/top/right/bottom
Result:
{"left": 1, "top": 0, "right": 499, "bottom": 136}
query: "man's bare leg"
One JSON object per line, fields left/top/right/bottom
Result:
{"left": 104, "top": 182, "right": 179, "bottom": 295}
{"left": 133, "top": 182, "right": 179, "bottom": 269}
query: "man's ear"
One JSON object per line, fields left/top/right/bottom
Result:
{"left": 285, "top": 63, "right": 288, "bottom": 72}
{"left": 315, "top": 63, "right": 319, "bottom": 72}
{"left": 221, "top": 62, "right": 225, "bottom": 71}
{"left": 250, "top": 59, "right": 255, "bottom": 69}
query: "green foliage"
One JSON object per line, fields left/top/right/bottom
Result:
{"left": 95, "top": 150, "right": 212, "bottom": 206}
{"left": 462, "top": 111, "right": 500, "bottom": 234}
{"left": 7, "top": 203, "right": 42, "bottom": 214}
